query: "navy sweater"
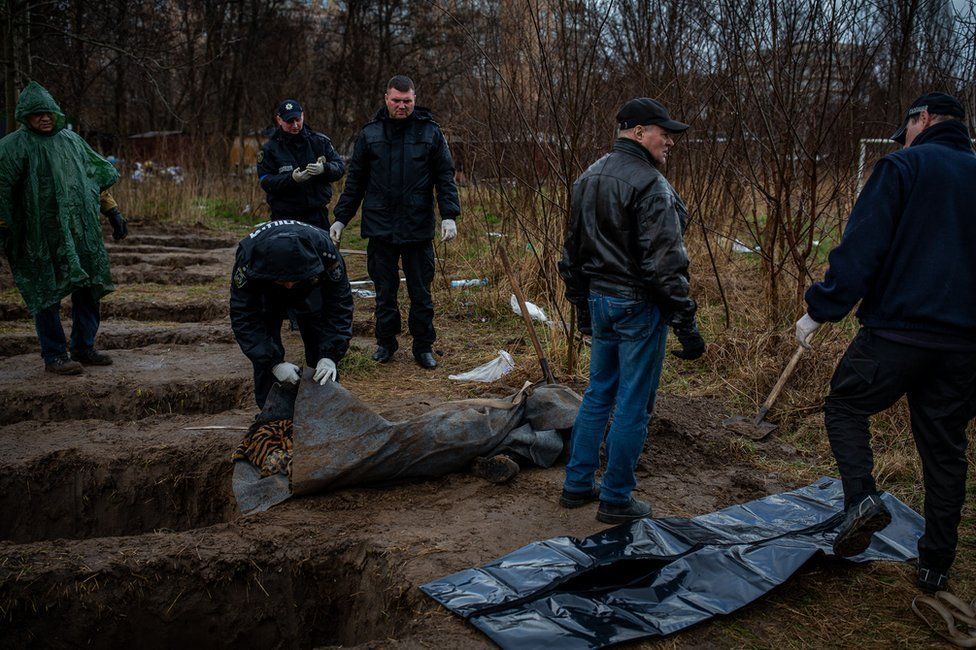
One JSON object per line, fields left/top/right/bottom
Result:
{"left": 806, "top": 120, "right": 976, "bottom": 342}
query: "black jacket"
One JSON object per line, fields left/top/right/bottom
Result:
{"left": 257, "top": 126, "right": 345, "bottom": 218}
{"left": 559, "top": 138, "right": 697, "bottom": 329}
{"left": 333, "top": 107, "right": 460, "bottom": 243}
{"left": 806, "top": 120, "right": 976, "bottom": 341}
{"left": 230, "top": 220, "right": 353, "bottom": 365}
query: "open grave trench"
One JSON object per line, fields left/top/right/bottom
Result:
{"left": 0, "top": 226, "right": 801, "bottom": 648}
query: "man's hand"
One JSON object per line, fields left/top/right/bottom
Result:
{"left": 105, "top": 208, "right": 128, "bottom": 241}
{"left": 441, "top": 219, "right": 457, "bottom": 242}
{"left": 329, "top": 221, "right": 344, "bottom": 245}
{"left": 312, "top": 357, "right": 337, "bottom": 385}
{"left": 292, "top": 168, "right": 311, "bottom": 183}
{"left": 671, "top": 324, "right": 705, "bottom": 360}
{"left": 272, "top": 362, "right": 301, "bottom": 384}
{"left": 795, "top": 313, "right": 821, "bottom": 349}
{"left": 305, "top": 158, "right": 325, "bottom": 176}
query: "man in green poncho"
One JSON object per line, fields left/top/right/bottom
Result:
{"left": 0, "top": 81, "right": 129, "bottom": 375}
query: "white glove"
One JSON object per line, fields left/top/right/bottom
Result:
{"left": 441, "top": 219, "right": 457, "bottom": 242}
{"left": 312, "top": 357, "right": 337, "bottom": 384}
{"left": 329, "top": 221, "right": 344, "bottom": 245}
{"left": 305, "top": 159, "right": 325, "bottom": 176}
{"left": 795, "top": 313, "right": 822, "bottom": 349}
{"left": 272, "top": 362, "right": 301, "bottom": 384}
{"left": 292, "top": 168, "right": 311, "bottom": 183}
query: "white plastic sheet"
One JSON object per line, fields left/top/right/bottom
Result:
{"left": 449, "top": 350, "right": 516, "bottom": 382}
{"left": 510, "top": 294, "right": 550, "bottom": 324}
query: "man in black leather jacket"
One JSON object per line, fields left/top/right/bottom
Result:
{"left": 230, "top": 220, "right": 353, "bottom": 408}
{"left": 257, "top": 99, "right": 345, "bottom": 229}
{"left": 331, "top": 75, "right": 460, "bottom": 370}
{"left": 558, "top": 97, "right": 704, "bottom": 525}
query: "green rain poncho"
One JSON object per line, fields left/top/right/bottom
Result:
{"left": 0, "top": 81, "right": 119, "bottom": 314}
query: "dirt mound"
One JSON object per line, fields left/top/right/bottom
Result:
{"left": 0, "top": 321, "right": 236, "bottom": 358}
{"left": 0, "top": 344, "right": 252, "bottom": 423}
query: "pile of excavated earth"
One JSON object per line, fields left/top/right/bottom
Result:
{"left": 0, "top": 226, "right": 802, "bottom": 647}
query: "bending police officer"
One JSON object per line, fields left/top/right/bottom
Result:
{"left": 230, "top": 220, "right": 353, "bottom": 408}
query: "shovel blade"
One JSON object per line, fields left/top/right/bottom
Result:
{"left": 723, "top": 415, "right": 778, "bottom": 441}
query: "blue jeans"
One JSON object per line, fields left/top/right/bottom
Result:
{"left": 33, "top": 288, "right": 100, "bottom": 363}
{"left": 564, "top": 292, "right": 668, "bottom": 504}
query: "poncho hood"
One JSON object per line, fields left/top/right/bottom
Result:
{"left": 15, "top": 81, "right": 68, "bottom": 133}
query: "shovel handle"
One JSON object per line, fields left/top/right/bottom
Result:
{"left": 754, "top": 344, "right": 806, "bottom": 423}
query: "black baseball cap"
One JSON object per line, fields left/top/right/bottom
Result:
{"left": 616, "top": 98, "right": 689, "bottom": 132}
{"left": 890, "top": 92, "right": 965, "bottom": 144}
{"left": 276, "top": 99, "right": 303, "bottom": 121}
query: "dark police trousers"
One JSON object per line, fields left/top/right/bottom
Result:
{"left": 251, "top": 313, "right": 326, "bottom": 409}
{"left": 270, "top": 209, "right": 328, "bottom": 230}
{"left": 824, "top": 328, "right": 976, "bottom": 572}
{"left": 367, "top": 238, "right": 435, "bottom": 354}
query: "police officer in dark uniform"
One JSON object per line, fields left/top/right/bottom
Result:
{"left": 331, "top": 75, "right": 460, "bottom": 369}
{"left": 257, "top": 99, "right": 345, "bottom": 229}
{"left": 230, "top": 220, "right": 354, "bottom": 408}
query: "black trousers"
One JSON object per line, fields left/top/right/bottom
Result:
{"left": 824, "top": 328, "right": 976, "bottom": 572}
{"left": 270, "top": 209, "right": 327, "bottom": 230}
{"left": 367, "top": 238, "right": 436, "bottom": 354}
{"left": 252, "top": 315, "right": 326, "bottom": 409}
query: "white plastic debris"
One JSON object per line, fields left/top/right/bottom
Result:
{"left": 352, "top": 289, "right": 376, "bottom": 299}
{"left": 449, "top": 350, "right": 516, "bottom": 382}
{"left": 510, "top": 294, "right": 550, "bottom": 324}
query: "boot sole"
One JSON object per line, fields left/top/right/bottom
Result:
{"left": 596, "top": 509, "right": 651, "bottom": 524}
{"left": 833, "top": 508, "right": 892, "bottom": 557}
{"left": 45, "top": 366, "right": 83, "bottom": 376}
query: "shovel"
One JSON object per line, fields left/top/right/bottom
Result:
{"left": 724, "top": 344, "right": 806, "bottom": 440}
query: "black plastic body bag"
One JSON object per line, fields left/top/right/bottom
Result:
{"left": 421, "top": 478, "right": 923, "bottom": 648}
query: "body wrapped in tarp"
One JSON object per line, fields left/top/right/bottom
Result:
{"left": 0, "top": 81, "right": 119, "bottom": 314}
{"left": 232, "top": 375, "right": 582, "bottom": 515}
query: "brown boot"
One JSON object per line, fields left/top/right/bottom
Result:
{"left": 71, "top": 349, "right": 113, "bottom": 366}
{"left": 45, "top": 355, "right": 83, "bottom": 375}
{"left": 470, "top": 454, "right": 519, "bottom": 484}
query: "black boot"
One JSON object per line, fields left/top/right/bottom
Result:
{"left": 596, "top": 497, "right": 652, "bottom": 524}
{"left": 832, "top": 493, "right": 892, "bottom": 558}
{"left": 414, "top": 351, "right": 437, "bottom": 369}
{"left": 560, "top": 487, "right": 600, "bottom": 509}
{"left": 372, "top": 340, "right": 398, "bottom": 363}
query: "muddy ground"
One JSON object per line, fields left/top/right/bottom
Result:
{"left": 0, "top": 225, "right": 905, "bottom": 648}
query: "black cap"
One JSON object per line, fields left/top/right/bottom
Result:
{"left": 890, "top": 92, "right": 965, "bottom": 144}
{"left": 616, "top": 98, "right": 689, "bottom": 132}
{"left": 276, "top": 99, "right": 303, "bottom": 121}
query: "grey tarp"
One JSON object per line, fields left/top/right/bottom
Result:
{"left": 232, "top": 372, "right": 582, "bottom": 514}
{"left": 420, "top": 477, "right": 925, "bottom": 649}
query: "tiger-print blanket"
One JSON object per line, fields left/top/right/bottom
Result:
{"left": 232, "top": 419, "right": 293, "bottom": 477}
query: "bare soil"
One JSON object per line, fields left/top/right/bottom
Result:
{"left": 0, "top": 225, "right": 823, "bottom": 649}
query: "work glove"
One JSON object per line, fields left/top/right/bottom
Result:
{"left": 105, "top": 207, "right": 128, "bottom": 241}
{"left": 312, "top": 357, "right": 337, "bottom": 385}
{"left": 292, "top": 168, "right": 311, "bottom": 183}
{"left": 305, "top": 157, "right": 326, "bottom": 176}
{"left": 670, "top": 324, "right": 705, "bottom": 360}
{"left": 271, "top": 362, "right": 301, "bottom": 384}
{"left": 329, "top": 221, "right": 344, "bottom": 245}
{"left": 441, "top": 219, "right": 457, "bottom": 242}
{"left": 795, "top": 313, "right": 821, "bottom": 349}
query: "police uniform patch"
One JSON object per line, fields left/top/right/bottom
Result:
{"left": 233, "top": 266, "right": 248, "bottom": 289}
{"left": 256, "top": 150, "right": 264, "bottom": 164}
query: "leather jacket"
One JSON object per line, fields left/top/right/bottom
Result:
{"left": 559, "top": 138, "right": 697, "bottom": 329}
